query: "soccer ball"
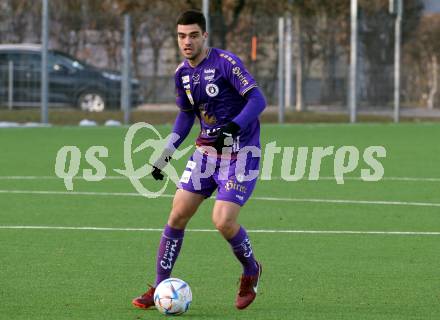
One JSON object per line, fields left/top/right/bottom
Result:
{"left": 154, "top": 278, "right": 192, "bottom": 316}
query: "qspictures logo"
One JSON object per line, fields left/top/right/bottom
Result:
{"left": 54, "top": 122, "right": 387, "bottom": 198}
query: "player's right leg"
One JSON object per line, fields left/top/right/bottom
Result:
{"left": 155, "top": 189, "right": 205, "bottom": 285}
{"left": 132, "top": 189, "right": 205, "bottom": 309}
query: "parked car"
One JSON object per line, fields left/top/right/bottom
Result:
{"left": 0, "top": 44, "right": 143, "bottom": 111}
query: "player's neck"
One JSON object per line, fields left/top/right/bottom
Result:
{"left": 188, "top": 47, "right": 209, "bottom": 67}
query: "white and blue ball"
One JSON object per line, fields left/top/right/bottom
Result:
{"left": 154, "top": 278, "right": 192, "bottom": 316}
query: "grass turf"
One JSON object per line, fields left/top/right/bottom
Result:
{"left": 0, "top": 123, "right": 439, "bottom": 319}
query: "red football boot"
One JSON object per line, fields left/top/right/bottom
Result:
{"left": 235, "top": 262, "right": 262, "bottom": 310}
{"left": 132, "top": 285, "right": 156, "bottom": 309}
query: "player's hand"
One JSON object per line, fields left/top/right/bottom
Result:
{"left": 151, "top": 166, "right": 164, "bottom": 180}
{"left": 213, "top": 122, "right": 240, "bottom": 152}
{"left": 150, "top": 149, "right": 173, "bottom": 181}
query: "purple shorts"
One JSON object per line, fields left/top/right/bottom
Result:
{"left": 178, "top": 148, "right": 260, "bottom": 206}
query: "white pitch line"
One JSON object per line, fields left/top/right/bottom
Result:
{"left": 0, "top": 176, "right": 129, "bottom": 180}
{"left": 0, "top": 225, "right": 439, "bottom": 236}
{"left": 0, "top": 189, "right": 171, "bottom": 198}
{"left": 298, "top": 176, "right": 440, "bottom": 182}
{"left": 255, "top": 196, "right": 440, "bottom": 207}
{"left": 0, "top": 189, "right": 439, "bottom": 208}
{"left": 1, "top": 175, "right": 440, "bottom": 182}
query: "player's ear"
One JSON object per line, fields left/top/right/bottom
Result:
{"left": 203, "top": 32, "right": 208, "bottom": 40}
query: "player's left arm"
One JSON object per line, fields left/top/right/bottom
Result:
{"left": 222, "top": 53, "right": 266, "bottom": 131}
{"left": 232, "top": 87, "right": 266, "bottom": 130}
{"left": 214, "top": 54, "right": 266, "bottom": 149}
{"left": 214, "top": 87, "right": 265, "bottom": 150}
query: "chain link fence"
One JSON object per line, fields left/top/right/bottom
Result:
{"left": 0, "top": 1, "right": 438, "bottom": 123}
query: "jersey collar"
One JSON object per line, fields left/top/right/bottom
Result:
{"left": 185, "top": 47, "right": 212, "bottom": 69}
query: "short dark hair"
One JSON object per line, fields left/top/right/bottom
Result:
{"left": 176, "top": 10, "right": 206, "bottom": 33}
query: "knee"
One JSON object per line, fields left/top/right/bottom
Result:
{"left": 168, "top": 203, "right": 194, "bottom": 229}
{"left": 213, "top": 217, "right": 237, "bottom": 238}
{"left": 168, "top": 207, "right": 191, "bottom": 229}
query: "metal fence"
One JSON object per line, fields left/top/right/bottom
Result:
{"left": 0, "top": 0, "right": 438, "bottom": 123}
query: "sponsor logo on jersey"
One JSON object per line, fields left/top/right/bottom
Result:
{"left": 232, "top": 66, "right": 249, "bottom": 86}
{"left": 204, "top": 68, "right": 215, "bottom": 74}
{"left": 205, "top": 83, "right": 219, "bottom": 97}
{"left": 192, "top": 73, "right": 200, "bottom": 84}
{"left": 186, "top": 160, "right": 197, "bottom": 170}
{"left": 180, "top": 170, "right": 192, "bottom": 184}
{"left": 225, "top": 179, "right": 247, "bottom": 193}
{"left": 181, "top": 75, "right": 190, "bottom": 84}
{"left": 204, "top": 68, "right": 215, "bottom": 81}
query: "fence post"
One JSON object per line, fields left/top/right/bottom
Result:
{"left": 41, "top": 0, "right": 49, "bottom": 124}
{"left": 393, "top": 0, "right": 403, "bottom": 123}
{"left": 278, "top": 17, "right": 285, "bottom": 124}
{"left": 8, "top": 61, "right": 13, "bottom": 110}
{"left": 203, "top": 0, "right": 210, "bottom": 46}
{"left": 121, "top": 14, "right": 131, "bottom": 125}
{"left": 285, "top": 14, "right": 292, "bottom": 110}
{"left": 349, "top": 0, "right": 358, "bottom": 123}
{"left": 294, "top": 11, "right": 304, "bottom": 112}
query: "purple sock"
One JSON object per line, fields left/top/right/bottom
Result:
{"left": 228, "top": 226, "right": 259, "bottom": 276}
{"left": 155, "top": 224, "right": 185, "bottom": 286}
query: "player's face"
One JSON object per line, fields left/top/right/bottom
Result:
{"left": 177, "top": 24, "right": 208, "bottom": 65}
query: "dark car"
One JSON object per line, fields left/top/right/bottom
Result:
{"left": 0, "top": 44, "right": 142, "bottom": 111}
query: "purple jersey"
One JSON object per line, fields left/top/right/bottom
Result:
{"left": 175, "top": 48, "right": 260, "bottom": 151}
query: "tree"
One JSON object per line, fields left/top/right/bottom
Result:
{"left": 209, "top": 0, "right": 246, "bottom": 49}
{"left": 113, "top": 0, "right": 209, "bottom": 102}
{"left": 0, "top": 0, "right": 41, "bottom": 43}
{"left": 404, "top": 14, "right": 440, "bottom": 109}
{"left": 49, "top": 1, "right": 123, "bottom": 68}
{"left": 308, "top": 0, "right": 350, "bottom": 105}
{"left": 283, "top": 0, "right": 349, "bottom": 108}
{"left": 356, "top": 0, "right": 423, "bottom": 106}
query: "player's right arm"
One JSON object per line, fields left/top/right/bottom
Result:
{"left": 151, "top": 68, "right": 195, "bottom": 180}
{"left": 171, "top": 66, "right": 196, "bottom": 150}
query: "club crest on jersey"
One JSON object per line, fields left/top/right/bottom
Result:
{"left": 205, "top": 83, "right": 219, "bottom": 97}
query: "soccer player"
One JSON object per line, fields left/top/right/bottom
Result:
{"left": 132, "top": 9, "right": 266, "bottom": 310}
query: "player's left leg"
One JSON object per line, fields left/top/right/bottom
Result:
{"left": 211, "top": 200, "right": 262, "bottom": 310}
{"left": 212, "top": 153, "right": 262, "bottom": 309}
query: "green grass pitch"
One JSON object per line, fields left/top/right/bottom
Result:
{"left": 0, "top": 123, "right": 439, "bottom": 319}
